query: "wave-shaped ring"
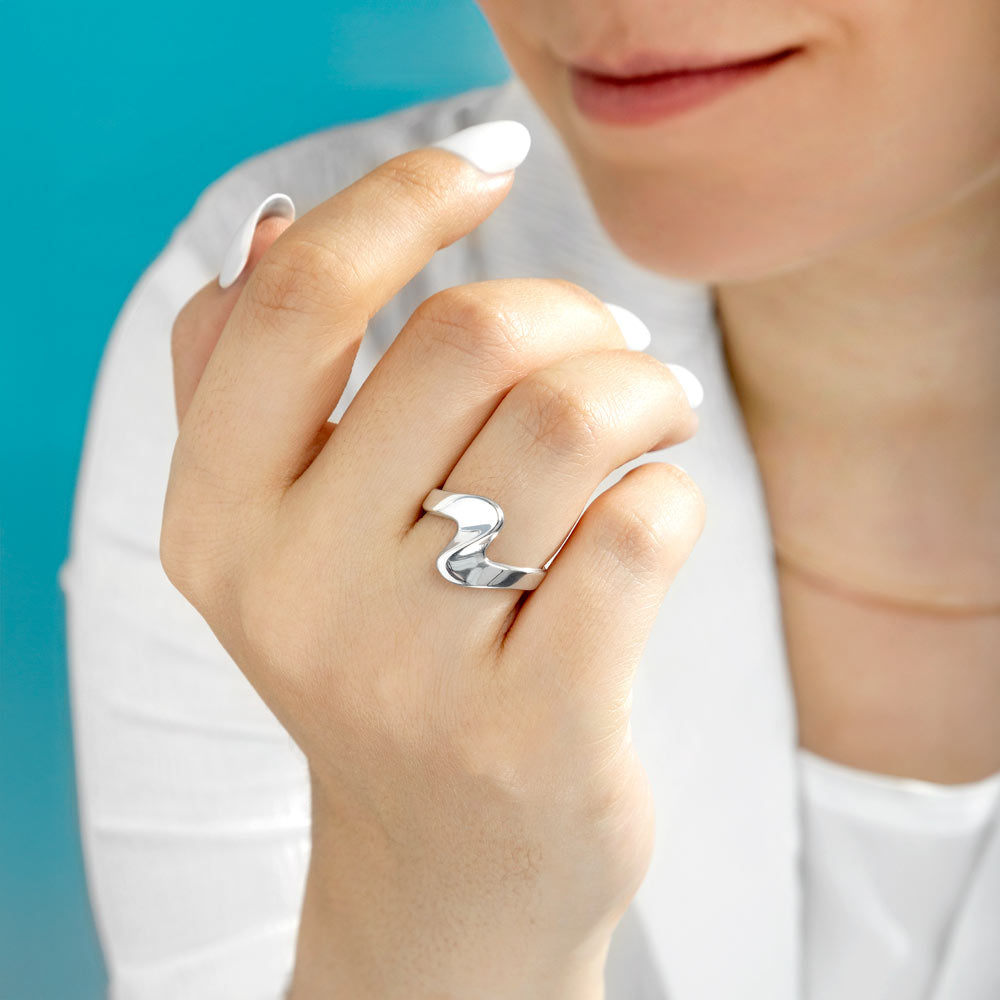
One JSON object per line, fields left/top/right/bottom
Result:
{"left": 420, "top": 488, "right": 547, "bottom": 590}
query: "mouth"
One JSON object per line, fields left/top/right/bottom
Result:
{"left": 568, "top": 46, "right": 803, "bottom": 126}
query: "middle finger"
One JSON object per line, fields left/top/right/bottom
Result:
{"left": 405, "top": 344, "right": 698, "bottom": 631}
{"left": 296, "top": 279, "right": 697, "bottom": 532}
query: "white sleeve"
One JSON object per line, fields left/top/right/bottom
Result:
{"left": 60, "top": 82, "right": 519, "bottom": 997}
{"left": 59, "top": 166, "right": 400, "bottom": 1000}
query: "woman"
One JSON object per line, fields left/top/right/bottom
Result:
{"left": 61, "top": 1, "right": 1000, "bottom": 998}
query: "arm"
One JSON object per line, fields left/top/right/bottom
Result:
{"left": 62, "top": 182, "right": 315, "bottom": 998}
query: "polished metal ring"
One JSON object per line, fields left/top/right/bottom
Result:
{"left": 421, "top": 488, "right": 547, "bottom": 590}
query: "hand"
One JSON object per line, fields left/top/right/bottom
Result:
{"left": 164, "top": 122, "right": 705, "bottom": 1000}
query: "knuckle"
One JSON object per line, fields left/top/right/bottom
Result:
{"left": 594, "top": 464, "right": 705, "bottom": 581}
{"left": 598, "top": 501, "right": 671, "bottom": 580}
{"left": 514, "top": 372, "right": 607, "bottom": 460}
{"left": 413, "top": 286, "right": 531, "bottom": 376}
{"left": 244, "top": 237, "right": 355, "bottom": 325}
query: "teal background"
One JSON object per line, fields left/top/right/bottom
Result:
{"left": 0, "top": 3, "right": 507, "bottom": 996}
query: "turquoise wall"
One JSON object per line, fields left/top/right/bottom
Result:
{"left": 0, "top": 3, "right": 507, "bottom": 996}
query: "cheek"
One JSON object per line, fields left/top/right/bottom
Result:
{"left": 476, "top": 1, "right": 551, "bottom": 55}
{"left": 482, "top": 1, "right": 1000, "bottom": 282}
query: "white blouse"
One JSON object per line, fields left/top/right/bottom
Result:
{"left": 799, "top": 748, "right": 1000, "bottom": 1000}
{"left": 60, "top": 76, "right": 1000, "bottom": 1000}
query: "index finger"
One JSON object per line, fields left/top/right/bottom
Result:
{"left": 176, "top": 120, "right": 531, "bottom": 505}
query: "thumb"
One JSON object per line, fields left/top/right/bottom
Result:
{"left": 170, "top": 195, "right": 295, "bottom": 425}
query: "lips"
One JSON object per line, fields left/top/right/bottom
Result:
{"left": 572, "top": 46, "right": 800, "bottom": 78}
{"left": 568, "top": 46, "right": 802, "bottom": 126}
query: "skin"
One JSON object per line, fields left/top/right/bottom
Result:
{"left": 477, "top": 0, "right": 1000, "bottom": 782}
{"left": 164, "top": 1, "right": 999, "bottom": 995}
{"left": 166, "top": 154, "right": 702, "bottom": 998}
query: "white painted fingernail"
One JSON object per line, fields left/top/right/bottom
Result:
{"left": 218, "top": 192, "right": 296, "bottom": 289}
{"left": 666, "top": 364, "right": 704, "bottom": 409}
{"left": 604, "top": 303, "right": 651, "bottom": 351}
{"left": 430, "top": 120, "right": 531, "bottom": 175}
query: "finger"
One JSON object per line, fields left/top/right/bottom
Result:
{"left": 178, "top": 121, "right": 531, "bottom": 504}
{"left": 401, "top": 344, "right": 698, "bottom": 638}
{"left": 298, "top": 278, "right": 698, "bottom": 531}
{"left": 502, "top": 461, "right": 706, "bottom": 721}
{"left": 171, "top": 212, "right": 294, "bottom": 425}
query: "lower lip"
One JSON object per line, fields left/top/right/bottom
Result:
{"left": 569, "top": 49, "right": 798, "bottom": 126}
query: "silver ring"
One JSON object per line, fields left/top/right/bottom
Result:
{"left": 421, "top": 488, "right": 547, "bottom": 590}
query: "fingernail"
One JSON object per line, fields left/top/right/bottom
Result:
{"left": 665, "top": 364, "right": 704, "bottom": 409}
{"left": 604, "top": 303, "right": 651, "bottom": 351}
{"left": 218, "top": 192, "right": 296, "bottom": 289}
{"left": 430, "top": 120, "right": 531, "bottom": 175}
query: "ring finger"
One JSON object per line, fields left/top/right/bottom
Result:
{"left": 404, "top": 345, "right": 699, "bottom": 639}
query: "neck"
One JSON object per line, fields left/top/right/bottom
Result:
{"left": 712, "top": 170, "right": 1000, "bottom": 607}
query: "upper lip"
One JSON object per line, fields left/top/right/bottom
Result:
{"left": 569, "top": 46, "right": 801, "bottom": 80}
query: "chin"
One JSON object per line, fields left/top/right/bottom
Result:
{"left": 578, "top": 167, "right": 828, "bottom": 285}
{"left": 527, "top": 81, "right": 851, "bottom": 285}
{"left": 594, "top": 207, "right": 781, "bottom": 285}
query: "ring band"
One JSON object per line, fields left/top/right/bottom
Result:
{"left": 421, "top": 488, "right": 547, "bottom": 590}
